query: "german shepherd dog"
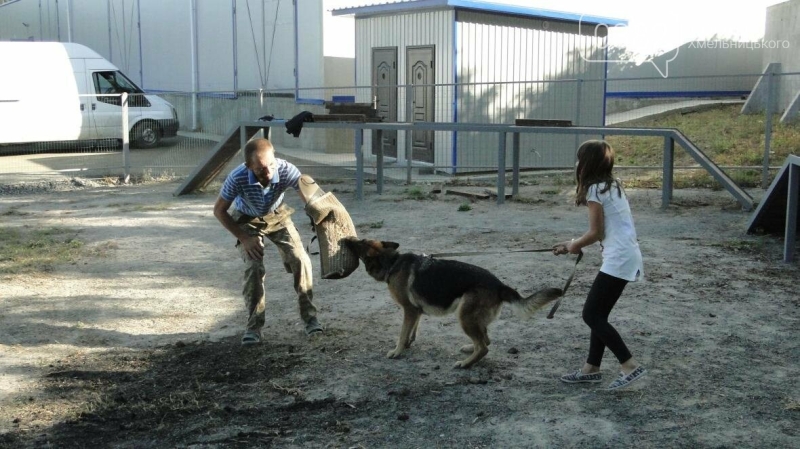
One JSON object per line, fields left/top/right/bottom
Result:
{"left": 344, "top": 238, "right": 563, "bottom": 368}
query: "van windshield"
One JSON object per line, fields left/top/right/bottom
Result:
{"left": 93, "top": 71, "right": 149, "bottom": 107}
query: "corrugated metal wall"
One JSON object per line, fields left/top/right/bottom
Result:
{"left": 454, "top": 10, "right": 605, "bottom": 171}
{"left": 0, "top": 0, "right": 322, "bottom": 93}
{"left": 354, "top": 8, "right": 454, "bottom": 164}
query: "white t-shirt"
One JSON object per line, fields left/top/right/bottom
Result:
{"left": 587, "top": 182, "right": 644, "bottom": 282}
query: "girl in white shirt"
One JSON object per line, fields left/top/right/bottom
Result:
{"left": 553, "top": 140, "right": 647, "bottom": 391}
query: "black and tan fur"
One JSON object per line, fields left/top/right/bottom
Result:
{"left": 344, "top": 238, "right": 562, "bottom": 368}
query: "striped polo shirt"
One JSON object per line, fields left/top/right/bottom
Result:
{"left": 219, "top": 159, "right": 301, "bottom": 216}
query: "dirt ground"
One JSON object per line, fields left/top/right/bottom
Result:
{"left": 0, "top": 176, "right": 798, "bottom": 448}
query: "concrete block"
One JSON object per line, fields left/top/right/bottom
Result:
{"left": 780, "top": 90, "right": 800, "bottom": 124}
{"left": 741, "top": 62, "right": 781, "bottom": 114}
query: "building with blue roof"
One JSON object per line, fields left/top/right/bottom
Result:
{"left": 333, "top": 0, "right": 627, "bottom": 173}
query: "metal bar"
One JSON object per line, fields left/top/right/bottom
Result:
{"left": 497, "top": 132, "right": 507, "bottom": 205}
{"left": 670, "top": 131, "right": 754, "bottom": 211}
{"left": 122, "top": 93, "right": 130, "bottom": 183}
{"left": 355, "top": 128, "right": 364, "bottom": 201}
{"left": 238, "top": 120, "right": 676, "bottom": 137}
{"left": 512, "top": 132, "right": 520, "bottom": 197}
{"left": 574, "top": 78, "right": 582, "bottom": 150}
{"left": 406, "top": 87, "right": 413, "bottom": 185}
{"left": 227, "top": 121, "right": 751, "bottom": 209}
{"left": 189, "top": 0, "right": 199, "bottom": 130}
{"left": 239, "top": 125, "right": 246, "bottom": 154}
{"left": 231, "top": 0, "right": 238, "bottom": 93}
{"left": 662, "top": 136, "right": 674, "bottom": 208}
{"left": 376, "top": 128, "right": 384, "bottom": 194}
{"left": 785, "top": 164, "right": 798, "bottom": 263}
{"left": 763, "top": 70, "right": 775, "bottom": 189}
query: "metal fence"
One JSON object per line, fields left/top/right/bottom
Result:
{"left": 1, "top": 73, "right": 798, "bottom": 190}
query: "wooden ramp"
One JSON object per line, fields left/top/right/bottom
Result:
{"left": 672, "top": 131, "right": 755, "bottom": 211}
{"left": 746, "top": 155, "right": 800, "bottom": 262}
{"left": 173, "top": 125, "right": 271, "bottom": 196}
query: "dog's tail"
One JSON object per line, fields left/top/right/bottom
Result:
{"left": 504, "top": 286, "right": 563, "bottom": 319}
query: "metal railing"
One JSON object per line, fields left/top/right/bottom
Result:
{"left": 1, "top": 74, "right": 798, "bottom": 195}
{"left": 176, "top": 119, "right": 754, "bottom": 212}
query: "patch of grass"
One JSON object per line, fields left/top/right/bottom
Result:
{"left": 551, "top": 175, "right": 573, "bottom": 187}
{"left": 709, "top": 238, "right": 765, "bottom": 255}
{"left": 136, "top": 169, "right": 177, "bottom": 184}
{"left": 607, "top": 104, "right": 800, "bottom": 168}
{"left": 458, "top": 203, "right": 472, "bottom": 212}
{"left": 540, "top": 189, "right": 559, "bottom": 195}
{"left": 357, "top": 220, "right": 384, "bottom": 230}
{"left": 511, "top": 196, "right": 546, "bottom": 205}
{"left": 86, "top": 241, "right": 120, "bottom": 258}
{"left": 404, "top": 186, "right": 434, "bottom": 200}
{"left": 1, "top": 206, "right": 30, "bottom": 217}
{"left": 0, "top": 226, "right": 85, "bottom": 274}
{"left": 117, "top": 203, "right": 172, "bottom": 212}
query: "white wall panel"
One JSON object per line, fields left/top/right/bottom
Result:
{"left": 454, "top": 11, "right": 606, "bottom": 170}
{"left": 139, "top": 0, "right": 192, "bottom": 91}
{"left": 296, "top": 0, "right": 323, "bottom": 92}
{"left": 0, "top": 0, "right": 325, "bottom": 95}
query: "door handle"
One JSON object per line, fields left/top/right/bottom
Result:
{"left": 80, "top": 104, "right": 84, "bottom": 111}
{"left": 92, "top": 104, "right": 96, "bottom": 111}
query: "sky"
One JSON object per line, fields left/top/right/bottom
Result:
{"left": 322, "top": 0, "right": 785, "bottom": 60}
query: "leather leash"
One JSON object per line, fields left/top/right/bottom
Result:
{"left": 429, "top": 248, "right": 583, "bottom": 319}
{"left": 546, "top": 251, "right": 583, "bottom": 319}
{"left": 428, "top": 248, "right": 553, "bottom": 257}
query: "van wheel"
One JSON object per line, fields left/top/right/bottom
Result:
{"left": 131, "top": 121, "right": 161, "bottom": 149}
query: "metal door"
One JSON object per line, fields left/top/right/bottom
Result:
{"left": 372, "top": 47, "right": 398, "bottom": 158}
{"left": 406, "top": 46, "right": 435, "bottom": 164}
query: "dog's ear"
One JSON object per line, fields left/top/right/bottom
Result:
{"left": 343, "top": 236, "right": 361, "bottom": 248}
{"left": 380, "top": 241, "right": 400, "bottom": 250}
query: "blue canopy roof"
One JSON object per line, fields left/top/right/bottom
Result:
{"left": 331, "top": 0, "right": 628, "bottom": 26}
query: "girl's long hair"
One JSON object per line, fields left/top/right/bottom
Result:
{"left": 574, "top": 140, "right": 622, "bottom": 206}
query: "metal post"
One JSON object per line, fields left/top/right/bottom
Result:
{"left": 574, "top": 78, "right": 583, "bottom": 149}
{"left": 122, "top": 93, "right": 130, "bottom": 184}
{"left": 785, "top": 164, "right": 798, "bottom": 263}
{"left": 406, "top": 85, "right": 413, "bottom": 185}
{"left": 355, "top": 128, "right": 364, "bottom": 201}
{"left": 239, "top": 125, "right": 247, "bottom": 154}
{"left": 189, "top": 0, "right": 199, "bottom": 130}
{"left": 512, "top": 132, "right": 520, "bottom": 197}
{"left": 66, "top": 0, "right": 73, "bottom": 42}
{"left": 376, "top": 128, "right": 384, "bottom": 194}
{"left": 662, "top": 135, "right": 674, "bottom": 209}
{"left": 763, "top": 69, "right": 775, "bottom": 189}
{"left": 497, "top": 132, "right": 507, "bottom": 205}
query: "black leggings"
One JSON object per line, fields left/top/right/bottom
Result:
{"left": 583, "top": 271, "right": 632, "bottom": 367}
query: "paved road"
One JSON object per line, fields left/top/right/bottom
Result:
{"left": 606, "top": 99, "right": 744, "bottom": 125}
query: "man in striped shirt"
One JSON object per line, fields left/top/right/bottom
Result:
{"left": 213, "top": 138, "right": 323, "bottom": 345}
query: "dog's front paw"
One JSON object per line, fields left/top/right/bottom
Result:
{"left": 453, "top": 360, "right": 468, "bottom": 369}
{"left": 386, "top": 348, "right": 403, "bottom": 359}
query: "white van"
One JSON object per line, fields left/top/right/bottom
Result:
{"left": 0, "top": 41, "right": 178, "bottom": 148}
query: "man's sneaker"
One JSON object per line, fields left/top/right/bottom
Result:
{"left": 305, "top": 317, "right": 323, "bottom": 335}
{"left": 607, "top": 366, "right": 647, "bottom": 391}
{"left": 560, "top": 369, "right": 603, "bottom": 384}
